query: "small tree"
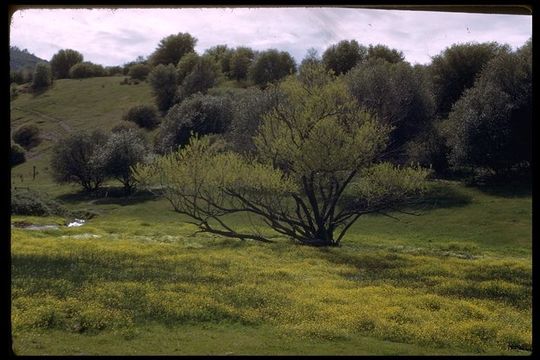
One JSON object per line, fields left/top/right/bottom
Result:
{"left": 50, "top": 130, "right": 108, "bottom": 192}
{"left": 31, "top": 63, "right": 52, "bottom": 91}
{"left": 429, "top": 42, "right": 510, "bottom": 117}
{"left": 176, "top": 52, "right": 200, "bottom": 83}
{"left": 248, "top": 49, "right": 296, "bottom": 87}
{"left": 204, "top": 45, "right": 234, "bottom": 75}
{"left": 443, "top": 41, "right": 531, "bottom": 176}
{"left": 149, "top": 32, "right": 197, "bottom": 66}
{"left": 322, "top": 40, "right": 367, "bottom": 75}
{"left": 229, "top": 46, "right": 255, "bottom": 81}
{"left": 123, "top": 105, "right": 160, "bottom": 129}
{"left": 50, "top": 49, "right": 83, "bottom": 79}
{"left": 128, "top": 63, "right": 151, "bottom": 81}
{"left": 156, "top": 93, "right": 232, "bottom": 153}
{"left": 366, "top": 44, "right": 405, "bottom": 63}
{"left": 148, "top": 64, "right": 178, "bottom": 112}
{"left": 69, "top": 62, "right": 105, "bottom": 78}
{"left": 176, "top": 55, "right": 221, "bottom": 102}
{"left": 13, "top": 124, "right": 41, "bottom": 149}
{"left": 98, "top": 130, "right": 148, "bottom": 194}
{"left": 11, "top": 143, "right": 26, "bottom": 167}
{"left": 346, "top": 58, "right": 435, "bottom": 164}
{"left": 136, "top": 65, "right": 429, "bottom": 246}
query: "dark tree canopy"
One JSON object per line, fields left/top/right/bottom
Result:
{"left": 229, "top": 47, "right": 255, "bottom": 81}
{"left": 248, "top": 49, "right": 296, "bottom": 87}
{"left": 176, "top": 52, "right": 200, "bottom": 83}
{"left": 322, "top": 40, "right": 367, "bottom": 75}
{"left": 366, "top": 44, "right": 405, "bottom": 64}
{"left": 13, "top": 124, "right": 41, "bottom": 150}
{"left": 148, "top": 64, "right": 178, "bottom": 112}
{"left": 429, "top": 42, "right": 510, "bottom": 117}
{"left": 204, "top": 45, "right": 234, "bottom": 75}
{"left": 50, "top": 49, "right": 83, "bottom": 79}
{"left": 31, "top": 63, "right": 52, "bottom": 91}
{"left": 149, "top": 33, "right": 197, "bottom": 66}
{"left": 123, "top": 104, "right": 160, "bottom": 129}
{"left": 69, "top": 62, "right": 106, "bottom": 78}
{"left": 156, "top": 93, "right": 232, "bottom": 153}
{"left": 443, "top": 41, "right": 531, "bottom": 175}
{"left": 346, "top": 58, "right": 435, "bottom": 163}
{"left": 98, "top": 129, "right": 148, "bottom": 194}
{"left": 176, "top": 56, "right": 221, "bottom": 102}
{"left": 128, "top": 63, "right": 151, "bottom": 80}
{"left": 50, "top": 130, "right": 109, "bottom": 192}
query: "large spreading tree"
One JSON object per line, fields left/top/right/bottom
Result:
{"left": 135, "top": 64, "right": 428, "bottom": 246}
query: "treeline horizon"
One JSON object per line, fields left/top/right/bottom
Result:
{"left": 11, "top": 32, "right": 532, "bottom": 195}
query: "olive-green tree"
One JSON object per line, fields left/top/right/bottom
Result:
{"left": 322, "top": 40, "right": 367, "bottom": 75}
{"left": 50, "top": 49, "right": 83, "bottom": 79}
{"left": 135, "top": 65, "right": 429, "bottom": 246}
{"left": 148, "top": 64, "right": 178, "bottom": 112}
{"left": 149, "top": 33, "right": 197, "bottom": 66}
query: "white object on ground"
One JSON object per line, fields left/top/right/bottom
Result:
{"left": 67, "top": 219, "right": 86, "bottom": 227}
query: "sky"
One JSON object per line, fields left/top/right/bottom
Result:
{"left": 9, "top": 7, "right": 532, "bottom": 67}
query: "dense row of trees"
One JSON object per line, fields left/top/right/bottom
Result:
{"left": 11, "top": 31, "right": 531, "bottom": 245}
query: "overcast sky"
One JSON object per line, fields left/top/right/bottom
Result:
{"left": 9, "top": 7, "right": 532, "bottom": 67}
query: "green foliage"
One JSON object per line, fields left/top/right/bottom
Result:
{"left": 13, "top": 124, "right": 41, "bottom": 150}
{"left": 248, "top": 49, "right": 296, "bottom": 87}
{"left": 367, "top": 44, "right": 405, "bottom": 63}
{"left": 69, "top": 62, "right": 106, "bottom": 78}
{"left": 128, "top": 64, "right": 151, "bottom": 81}
{"left": 50, "top": 130, "right": 109, "bottom": 192}
{"left": 229, "top": 47, "right": 255, "bottom": 81}
{"left": 346, "top": 58, "right": 435, "bottom": 163}
{"left": 176, "top": 56, "right": 222, "bottom": 102}
{"left": 111, "top": 121, "right": 141, "bottom": 134}
{"left": 204, "top": 45, "right": 234, "bottom": 75}
{"left": 138, "top": 65, "right": 428, "bottom": 246}
{"left": 11, "top": 189, "right": 66, "bottom": 216}
{"left": 149, "top": 32, "right": 197, "bottom": 66}
{"left": 429, "top": 42, "right": 510, "bottom": 117}
{"left": 104, "top": 66, "right": 123, "bottom": 76}
{"left": 225, "top": 87, "right": 282, "bottom": 154}
{"left": 122, "top": 104, "right": 160, "bottom": 129}
{"left": 11, "top": 143, "right": 26, "bottom": 167}
{"left": 322, "top": 40, "right": 367, "bottom": 75}
{"left": 31, "top": 63, "right": 52, "bottom": 91}
{"left": 148, "top": 64, "right": 178, "bottom": 112}
{"left": 176, "top": 52, "right": 200, "bottom": 83}
{"left": 97, "top": 129, "right": 148, "bottom": 194}
{"left": 156, "top": 93, "right": 233, "bottom": 153}
{"left": 50, "top": 49, "right": 84, "bottom": 79}
{"left": 443, "top": 43, "right": 531, "bottom": 175}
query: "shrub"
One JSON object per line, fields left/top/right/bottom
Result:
{"left": 69, "top": 62, "right": 106, "bottom": 78}
{"left": 148, "top": 64, "right": 178, "bottom": 112}
{"left": 128, "top": 64, "right": 151, "bottom": 81}
{"left": 112, "top": 121, "right": 141, "bottom": 133}
{"left": 13, "top": 124, "right": 41, "bottom": 150}
{"left": 122, "top": 105, "right": 160, "bottom": 129}
{"left": 50, "top": 49, "right": 84, "bottom": 79}
{"left": 11, "top": 189, "right": 67, "bottom": 216}
{"left": 156, "top": 93, "right": 232, "bottom": 153}
{"left": 11, "top": 143, "right": 26, "bottom": 167}
{"left": 31, "top": 63, "right": 52, "bottom": 91}
{"left": 50, "top": 130, "right": 109, "bottom": 192}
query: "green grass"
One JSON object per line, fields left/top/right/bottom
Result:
{"left": 10, "top": 181, "right": 532, "bottom": 355}
{"left": 10, "top": 76, "right": 532, "bottom": 355}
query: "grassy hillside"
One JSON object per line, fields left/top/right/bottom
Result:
{"left": 11, "top": 76, "right": 154, "bottom": 189}
{"left": 10, "top": 77, "right": 532, "bottom": 355}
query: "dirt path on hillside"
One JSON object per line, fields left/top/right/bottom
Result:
{"left": 13, "top": 106, "right": 73, "bottom": 133}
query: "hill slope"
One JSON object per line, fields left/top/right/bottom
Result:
{"left": 10, "top": 46, "right": 48, "bottom": 71}
{"left": 10, "top": 76, "right": 154, "bottom": 189}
